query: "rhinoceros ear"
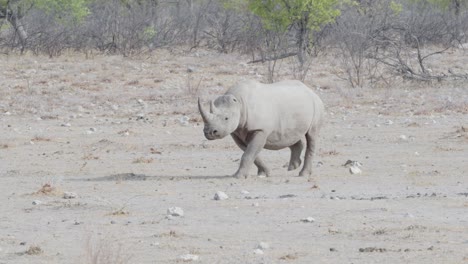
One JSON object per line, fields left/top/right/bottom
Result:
{"left": 198, "top": 98, "right": 210, "bottom": 122}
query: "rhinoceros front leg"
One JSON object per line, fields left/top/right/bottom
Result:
{"left": 288, "top": 139, "right": 304, "bottom": 171}
{"left": 299, "top": 127, "right": 318, "bottom": 177}
{"left": 232, "top": 131, "right": 268, "bottom": 179}
{"left": 231, "top": 134, "right": 271, "bottom": 177}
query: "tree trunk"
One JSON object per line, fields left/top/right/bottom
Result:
{"left": 4, "top": 2, "right": 28, "bottom": 52}
{"left": 296, "top": 16, "right": 309, "bottom": 68}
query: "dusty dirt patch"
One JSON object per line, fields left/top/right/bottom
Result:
{"left": 0, "top": 50, "right": 467, "bottom": 263}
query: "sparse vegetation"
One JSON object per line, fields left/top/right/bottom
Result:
{"left": 1, "top": 0, "right": 468, "bottom": 86}
{"left": 85, "top": 235, "right": 133, "bottom": 264}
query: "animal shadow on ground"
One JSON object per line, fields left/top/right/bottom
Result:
{"left": 69, "top": 173, "right": 236, "bottom": 182}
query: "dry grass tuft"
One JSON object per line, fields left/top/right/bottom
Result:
{"left": 85, "top": 235, "right": 133, "bottom": 264}
{"left": 132, "top": 157, "right": 154, "bottom": 164}
{"left": 31, "top": 136, "right": 52, "bottom": 143}
{"left": 109, "top": 209, "right": 130, "bottom": 216}
{"left": 35, "top": 183, "right": 63, "bottom": 196}
{"left": 25, "top": 245, "right": 43, "bottom": 255}
{"left": 279, "top": 253, "right": 299, "bottom": 260}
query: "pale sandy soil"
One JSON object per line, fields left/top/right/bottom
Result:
{"left": 0, "top": 49, "right": 467, "bottom": 264}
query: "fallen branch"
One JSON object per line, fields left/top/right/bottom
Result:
{"left": 247, "top": 52, "right": 297, "bottom": 64}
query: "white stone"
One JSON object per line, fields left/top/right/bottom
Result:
{"left": 399, "top": 135, "right": 408, "bottom": 141}
{"left": 257, "top": 242, "right": 269, "bottom": 250}
{"left": 32, "top": 200, "right": 42, "bottom": 205}
{"left": 301, "top": 217, "right": 316, "bottom": 223}
{"left": 253, "top": 249, "right": 264, "bottom": 255}
{"left": 214, "top": 191, "right": 229, "bottom": 200}
{"left": 167, "top": 207, "right": 184, "bottom": 217}
{"left": 349, "top": 165, "right": 362, "bottom": 174}
{"left": 61, "top": 123, "right": 71, "bottom": 127}
{"left": 179, "top": 254, "right": 199, "bottom": 261}
{"left": 241, "top": 190, "right": 250, "bottom": 195}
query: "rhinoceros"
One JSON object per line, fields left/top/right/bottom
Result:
{"left": 198, "top": 79, "right": 324, "bottom": 178}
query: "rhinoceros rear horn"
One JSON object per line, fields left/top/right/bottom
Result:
{"left": 198, "top": 98, "right": 210, "bottom": 122}
{"left": 210, "top": 100, "right": 216, "bottom": 114}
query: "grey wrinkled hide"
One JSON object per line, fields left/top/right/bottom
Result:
{"left": 198, "top": 79, "right": 324, "bottom": 178}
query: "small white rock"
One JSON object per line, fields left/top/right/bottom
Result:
{"left": 179, "top": 116, "right": 190, "bottom": 126}
{"left": 385, "top": 120, "right": 394, "bottom": 125}
{"left": 63, "top": 192, "right": 77, "bottom": 199}
{"left": 399, "top": 135, "right": 408, "bottom": 141}
{"left": 301, "top": 217, "right": 316, "bottom": 223}
{"left": 214, "top": 191, "right": 229, "bottom": 200}
{"left": 150, "top": 242, "right": 160, "bottom": 246}
{"left": 178, "top": 254, "right": 199, "bottom": 261}
{"left": 414, "top": 152, "right": 420, "bottom": 156}
{"left": 241, "top": 190, "right": 250, "bottom": 195}
{"left": 32, "top": 200, "right": 43, "bottom": 205}
{"left": 253, "top": 249, "right": 264, "bottom": 255}
{"left": 4, "top": 111, "right": 11, "bottom": 116}
{"left": 252, "top": 202, "right": 259, "bottom": 207}
{"left": 61, "top": 123, "right": 71, "bottom": 127}
{"left": 167, "top": 207, "right": 184, "bottom": 217}
{"left": 257, "top": 242, "right": 270, "bottom": 250}
{"left": 349, "top": 166, "right": 362, "bottom": 174}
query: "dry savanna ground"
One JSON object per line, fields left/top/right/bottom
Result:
{"left": 0, "top": 48, "right": 467, "bottom": 264}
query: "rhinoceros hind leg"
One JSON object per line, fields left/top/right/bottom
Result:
{"left": 299, "top": 127, "right": 317, "bottom": 177}
{"left": 288, "top": 139, "right": 304, "bottom": 171}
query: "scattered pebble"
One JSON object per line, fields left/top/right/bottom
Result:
{"left": 349, "top": 166, "right": 362, "bottom": 174}
{"left": 241, "top": 190, "right": 250, "bottom": 195}
{"left": 150, "top": 242, "right": 160, "bottom": 246}
{"left": 63, "top": 192, "right": 77, "bottom": 199}
{"left": 167, "top": 207, "right": 184, "bottom": 217}
{"left": 214, "top": 191, "right": 229, "bottom": 201}
{"left": 252, "top": 202, "right": 259, "bottom": 207}
{"left": 399, "top": 135, "right": 408, "bottom": 141}
{"left": 32, "top": 200, "right": 42, "bottom": 205}
{"left": 89, "top": 127, "right": 97, "bottom": 132}
{"left": 253, "top": 249, "right": 264, "bottom": 255}
{"left": 110, "top": 220, "right": 116, "bottom": 224}
{"left": 343, "top": 160, "right": 362, "bottom": 174}
{"left": 178, "top": 253, "right": 199, "bottom": 261}
{"left": 61, "top": 123, "right": 71, "bottom": 127}
{"left": 301, "top": 217, "right": 316, "bottom": 223}
{"left": 385, "top": 120, "right": 394, "bottom": 125}
{"left": 179, "top": 116, "right": 190, "bottom": 126}
{"left": 4, "top": 111, "right": 11, "bottom": 116}
{"left": 257, "top": 242, "right": 270, "bottom": 250}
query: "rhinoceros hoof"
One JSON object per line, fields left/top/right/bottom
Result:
{"left": 288, "top": 160, "right": 302, "bottom": 171}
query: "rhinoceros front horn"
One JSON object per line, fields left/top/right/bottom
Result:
{"left": 198, "top": 98, "right": 210, "bottom": 122}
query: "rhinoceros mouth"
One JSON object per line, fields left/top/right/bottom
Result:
{"left": 204, "top": 133, "right": 216, "bottom": 140}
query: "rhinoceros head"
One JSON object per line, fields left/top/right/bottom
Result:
{"left": 198, "top": 95, "right": 241, "bottom": 140}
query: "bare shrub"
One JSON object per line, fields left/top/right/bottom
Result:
{"left": 84, "top": 234, "right": 133, "bottom": 264}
